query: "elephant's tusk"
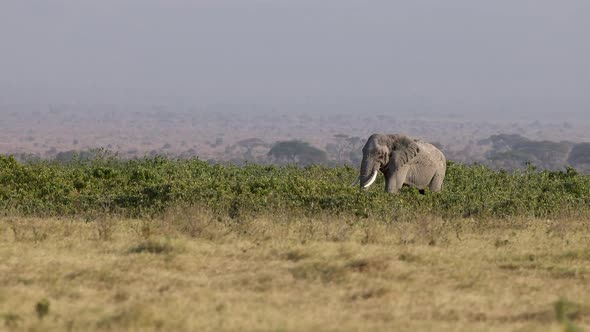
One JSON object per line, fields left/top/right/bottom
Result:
{"left": 350, "top": 177, "right": 360, "bottom": 187}
{"left": 363, "top": 171, "right": 378, "bottom": 188}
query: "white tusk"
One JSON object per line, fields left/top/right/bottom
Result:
{"left": 350, "top": 177, "right": 360, "bottom": 187}
{"left": 363, "top": 170, "right": 378, "bottom": 188}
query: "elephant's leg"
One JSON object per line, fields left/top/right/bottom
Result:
{"left": 386, "top": 169, "right": 408, "bottom": 193}
{"left": 385, "top": 176, "right": 398, "bottom": 193}
{"left": 428, "top": 171, "right": 444, "bottom": 192}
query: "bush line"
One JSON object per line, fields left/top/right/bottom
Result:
{"left": 1, "top": 155, "right": 589, "bottom": 220}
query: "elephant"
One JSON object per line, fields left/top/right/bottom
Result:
{"left": 351, "top": 134, "right": 446, "bottom": 193}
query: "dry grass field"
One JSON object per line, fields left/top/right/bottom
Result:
{"left": 1, "top": 209, "right": 589, "bottom": 331}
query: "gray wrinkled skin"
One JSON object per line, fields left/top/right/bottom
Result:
{"left": 358, "top": 134, "right": 446, "bottom": 193}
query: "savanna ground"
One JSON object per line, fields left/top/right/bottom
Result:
{"left": 1, "top": 208, "right": 589, "bottom": 331}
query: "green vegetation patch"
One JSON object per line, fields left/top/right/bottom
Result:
{"left": 1, "top": 155, "right": 590, "bottom": 220}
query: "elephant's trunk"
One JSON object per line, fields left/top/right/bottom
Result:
{"left": 359, "top": 158, "right": 378, "bottom": 188}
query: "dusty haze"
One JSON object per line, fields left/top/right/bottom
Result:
{"left": 1, "top": 1, "right": 590, "bottom": 164}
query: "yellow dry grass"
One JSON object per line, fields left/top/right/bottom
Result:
{"left": 1, "top": 209, "right": 589, "bottom": 332}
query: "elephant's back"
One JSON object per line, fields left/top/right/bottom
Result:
{"left": 415, "top": 140, "right": 446, "bottom": 169}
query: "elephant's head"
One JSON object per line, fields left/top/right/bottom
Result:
{"left": 356, "top": 134, "right": 420, "bottom": 189}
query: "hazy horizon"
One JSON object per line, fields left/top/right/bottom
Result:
{"left": 1, "top": 0, "right": 589, "bottom": 118}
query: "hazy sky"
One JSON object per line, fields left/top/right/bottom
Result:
{"left": 1, "top": 0, "right": 589, "bottom": 114}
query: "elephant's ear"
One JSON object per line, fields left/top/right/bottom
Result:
{"left": 392, "top": 136, "right": 420, "bottom": 170}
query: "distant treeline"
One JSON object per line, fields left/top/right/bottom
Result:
{"left": 475, "top": 134, "right": 590, "bottom": 172}
{"left": 11, "top": 133, "right": 590, "bottom": 173}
